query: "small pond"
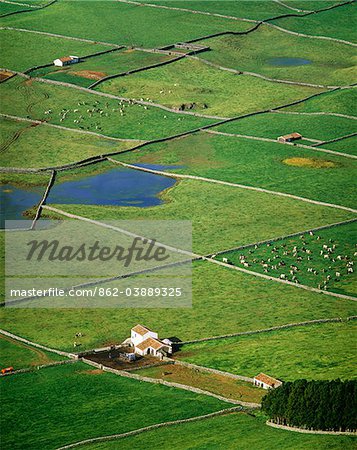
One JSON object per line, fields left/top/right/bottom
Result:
{"left": 268, "top": 57, "right": 312, "bottom": 66}
{"left": 1, "top": 164, "right": 180, "bottom": 228}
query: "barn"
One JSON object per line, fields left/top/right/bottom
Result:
{"left": 53, "top": 55, "right": 80, "bottom": 67}
{"left": 277, "top": 132, "right": 302, "bottom": 143}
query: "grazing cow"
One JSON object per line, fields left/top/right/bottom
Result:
{"left": 348, "top": 267, "right": 354, "bottom": 273}
{"left": 280, "top": 274, "right": 286, "bottom": 280}
{"left": 222, "top": 258, "right": 228, "bottom": 263}
{"left": 336, "top": 272, "right": 341, "bottom": 277}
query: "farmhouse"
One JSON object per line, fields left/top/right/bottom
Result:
{"left": 53, "top": 55, "right": 80, "bottom": 67}
{"left": 125, "top": 324, "right": 173, "bottom": 358}
{"left": 254, "top": 373, "right": 282, "bottom": 389}
{"left": 277, "top": 132, "right": 302, "bottom": 143}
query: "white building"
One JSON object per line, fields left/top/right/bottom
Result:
{"left": 254, "top": 373, "right": 282, "bottom": 390}
{"left": 53, "top": 55, "right": 80, "bottom": 67}
{"left": 127, "top": 324, "right": 172, "bottom": 358}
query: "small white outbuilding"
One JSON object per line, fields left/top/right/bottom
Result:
{"left": 53, "top": 55, "right": 80, "bottom": 67}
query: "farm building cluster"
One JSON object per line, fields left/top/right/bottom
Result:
{"left": 218, "top": 230, "right": 355, "bottom": 291}
{"left": 124, "top": 324, "right": 173, "bottom": 358}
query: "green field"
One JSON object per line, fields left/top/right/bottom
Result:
{"left": 270, "top": 3, "right": 357, "bottom": 42}
{"left": 216, "top": 111, "right": 356, "bottom": 143}
{"left": 30, "top": 48, "right": 173, "bottom": 88}
{"left": 0, "top": 361, "right": 227, "bottom": 449}
{"left": 198, "top": 25, "right": 357, "bottom": 86}
{"left": 0, "top": 76, "right": 214, "bottom": 140}
{"left": 217, "top": 221, "right": 357, "bottom": 296}
{"left": 177, "top": 321, "right": 357, "bottom": 381}
{"left": 117, "top": 132, "right": 357, "bottom": 209}
{"left": 0, "top": 117, "right": 138, "bottom": 168}
{"left": 323, "top": 134, "right": 357, "bottom": 155}
{"left": 286, "top": 87, "right": 357, "bottom": 115}
{"left": 97, "top": 57, "right": 322, "bottom": 117}
{"left": 140, "top": 0, "right": 291, "bottom": 20}
{"left": 0, "top": 334, "right": 63, "bottom": 369}
{"left": 83, "top": 412, "right": 357, "bottom": 450}
{"left": 0, "top": 0, "right": 251, "bottom": 47}
{"left": 1, "top": 258, "right": 356, "bottom": 351}
{"left": 0, "top": 29, "right": 113, "bottom": 72}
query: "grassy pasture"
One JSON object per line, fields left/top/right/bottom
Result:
{"left": 30, "top": 49, "right": 173, "bottom": 88}
{"left": 286, "top": 87, "right": 357, "bottom": 115}
{"left": 271, "top": 3, "right": 357, "bottom": 42}
{"left": 0, "top": 0, "right": 251, "bottom": 47}
{"left": 0, "top": 76, "right": 214, "bottom": 140}
{"left": 0, "top": 2, "right": 31, "bottom": 15}
{"left": 1, "top": 258, "right": 357, "bottom": 351}
{"left": 136, "top": 363, "right": 265, "bottom": 403}
{"left": 177, "top": 321, "right": 357, "bottom": 381}
{"left": 117, "top": 132, "right": 357, "bottom": 209}
{"left": 84, "top": 412, "right": 357, "bottom": 450}
{"left": 0, "top": 334, "right": 63, "bottom": 369}
{"left": 0, "top": 117, "right": 138, "bottom": 168}
{"left": 43, "top": 175, "right": 355, "bottom": 253}
{"left": 198, "top": 25, "right": 357, "bottom": 86}
{"left": 140, "top": 0, "right": 290, "bottom": 20}
{"left": 0, "top": 29, "right": 112, "bottom": 72}
{"left": 217, "top": 220, "right": 357, "bottom": 297}
{"left": 216, "top": 111, "right": 356, "bottom": 142}
{"left": 97, "top": 57, "right": 322, "bottom": 117}
{"left": 0, "top": 361, "right": 227, "bottom": 450}
{"left": 323, "top": 135, "right": 357, "bottom": 156}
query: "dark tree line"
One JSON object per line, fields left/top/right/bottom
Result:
{"left": 262, "top": 379, "right": 356, "bottom": 432}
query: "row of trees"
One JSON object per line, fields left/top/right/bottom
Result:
{"left": 262, "top": 379, "right": 356, "bottom": 432}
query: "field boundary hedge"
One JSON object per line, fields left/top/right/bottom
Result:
{"left": 0, "top": 359, "right": 76, "bottom": 377}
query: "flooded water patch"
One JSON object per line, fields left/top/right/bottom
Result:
{"left": 268, "top": 57, "right": 312, "bottom": 66}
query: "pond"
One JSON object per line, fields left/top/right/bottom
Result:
{"left": 1, "top": 164, "right": 180, "bottom": 228}
{"left": 268, "top": 57, "right": 312, "bottom": 66}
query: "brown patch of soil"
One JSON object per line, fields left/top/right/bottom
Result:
{"left": 78, "top": 369, "right": 104, "bottom": 375}
{"left": 137, "top": 364, "right": 264, "bottom": 403}
{"left": 0, "top": 71, "right": 13, "bottom": 80}
{"left": 72, "top": 70, "right": 107, "bottom": 80}
{"left": 283, "top": 157, "right": 336, "bottom": 168}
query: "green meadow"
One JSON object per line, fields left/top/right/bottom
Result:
{"left": 216, "top": 111, "right": 356, "bottom": 142}
{"left": 323, "top": 135, "right": 357, "bottom": 155}
{"left": 30, "top": 49, "right": 172, "bottom": 88}
{"left": 84, "top": 413, "right": 357, "bottom": 450}
{"left": 198, "top": 25, "right": 357, "bottom": 86}
{"left": 271, "top": 3, "right": 357, "bottom": 42}
{"left": 177, "top": 321, "right": 357, "bottom": 381}
{"left": 97, "top": 57, "right": 322, "bottom": 117}
{"left": 0, "top": 29, "right": 112, "bottom": 72}
{"left": 0, "top": 76, "right": 214, "bottom": 140}
{"left": 117, "top": 132, "right": 357, "bottom": 209}
{"left": 218, "top": 220, "right": 357, "bottom": 297}
{"left": 0, "top": 334, "right": 63, "bottom": 369}
{"left": 0, "top": 361, "right": 227, "bottom": 450}
{"left": 286, "top": 87, "right": 357, "bottom": 115}
{"left": 0, "top": 117, "right": 138, "bottom": 168}
{"left": 1, "top": 259, "right": 357, "bottom": 351}
{"left": 0, "top": 0, "right": 251, "bottom": 47}
{"left": 140, "top": 0, "right": 291, "bottom": 20}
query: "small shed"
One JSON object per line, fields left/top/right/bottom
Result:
{"left": 53, "top": 55, "right": 80, "bottom": 67}
{"left": 277, "top": 132, "right": 302, "bottom": 143}
{"left": 254, "top": 373, "right": 282, "bottom": 389}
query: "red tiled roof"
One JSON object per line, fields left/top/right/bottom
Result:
{"left": 132, "top": 324, "right": 152, "bottom": 336}
{"left": 136, "top": 337, "right": 165, "bottom": 351}
{"left": 254, "top": 373, "right": 282, "bottom": 387}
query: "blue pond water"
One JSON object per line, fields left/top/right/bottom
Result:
{"left": 268, "top": 57, "right": 312, "bottom": 66}
{"left": 1, "top": 164, "right": 180, "bottom": 228}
